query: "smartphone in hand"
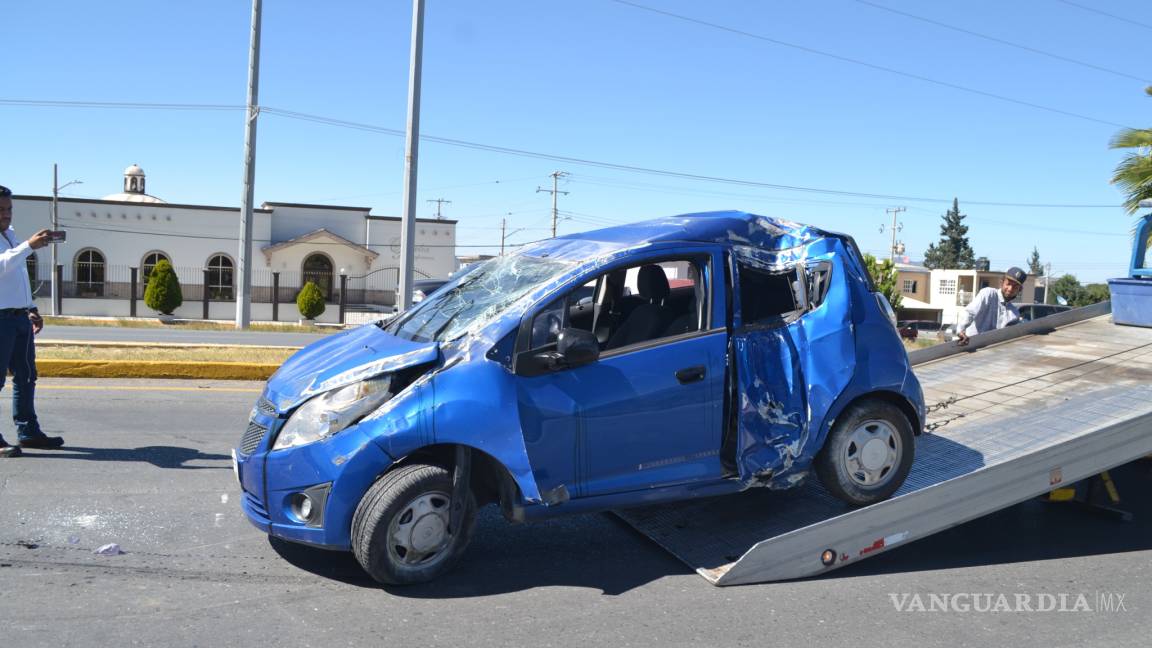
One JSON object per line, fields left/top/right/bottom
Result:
{"left": 47, "top": 230, "right": 67, "bottom": 243}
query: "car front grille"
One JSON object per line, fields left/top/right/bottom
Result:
{"left": 256, "top": 397, "right": 277, "bottom": 416}
{"left": 240, "top": 420, "right": 268, "bottom": 455}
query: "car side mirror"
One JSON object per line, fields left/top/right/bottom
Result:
{"left": 557, "top": 328, "right": 599, "bottom": 367}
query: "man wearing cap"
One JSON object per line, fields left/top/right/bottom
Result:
{"left": 955, "top": 266, "right": 1027, "bottom": 347}
{"left": 0, "top": 185, "right": 64, "bottom": 457}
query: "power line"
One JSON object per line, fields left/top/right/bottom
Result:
{"left": 4, "top": 98, "right": 1126, "bottom": 209}
{"left": 608, "top": 0, "right": 1133, "bottom": 129}
{"left": 853, "top": 0, "right": 1150, "bottom": 83}
{"left": 0, "top": 98, "right": 242, "bottom": 111}
{"left": 1054, "top": 0, "right": 1152, "bottom": 32}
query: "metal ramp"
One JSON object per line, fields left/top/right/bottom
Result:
{"left": 615, "top": 305, "right": 1152, "bottom": 585}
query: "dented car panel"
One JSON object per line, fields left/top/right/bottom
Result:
{"left": 237, "top": 211, "right": 924, "bottom": 552}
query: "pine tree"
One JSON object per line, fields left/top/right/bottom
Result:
{"left": 922, "top": 198, "right": 976, "bottom": 269}
{"left": 144, "top": 259, "right": 183, "bottom": 316}
{"left": 1027, "top": 247, "right": 1044, "bottom": 276}
{"left": 297, "top": 281, "right": 326, "bottom": 320}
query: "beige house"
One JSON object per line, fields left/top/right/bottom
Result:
{"left": 895, "top": 264, "right": 1040, "bottom": 327}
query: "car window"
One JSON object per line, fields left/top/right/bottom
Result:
{"left": 527, "top": 258, "right": 705, "bottom": 352}
{"left": 738, "top": 262, "right": 805, "bottom": 326}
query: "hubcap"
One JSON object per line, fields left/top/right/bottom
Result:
{"left": 388, "top": 491, "right": 453, "bottom": 566}
{"left": 842, "top": 419, "right": 901, "bottom": 487}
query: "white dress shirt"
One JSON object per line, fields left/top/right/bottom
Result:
{"left": 0, "top": 227, "right": 35, "bottom": 309}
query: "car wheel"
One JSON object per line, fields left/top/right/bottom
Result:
{"left": 815, "top": 399, "right": 915, "bottom": 507}
{"left": 351, "top": 463, "right": 476, "bottom": 585}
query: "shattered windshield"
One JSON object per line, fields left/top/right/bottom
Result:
{"left": 384, "top": 254, "right": 574, "bottom": 343}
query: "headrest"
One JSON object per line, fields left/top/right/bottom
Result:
{"left": 637, "top": 265, "right": 670, "bottom": 302}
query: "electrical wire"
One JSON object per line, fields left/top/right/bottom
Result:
{"left": 608, "top": 0, "right": 1133, "bottom": 129}
{"left": 852, "top": 0, "right": 1150, "bottom": 83}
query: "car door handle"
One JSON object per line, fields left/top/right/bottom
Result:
{"left": 675, "top": 365, "right": 706, "bottom": 384}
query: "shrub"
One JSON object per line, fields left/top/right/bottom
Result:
{"left": 297, "top": 281, "right": 326, "bottom": 320}
{"left": 144, "top": 259, "right": 183, "bottom": 315}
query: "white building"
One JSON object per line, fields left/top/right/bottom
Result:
{"left": 10, "top": 165, "right": 458, "bottom": 323}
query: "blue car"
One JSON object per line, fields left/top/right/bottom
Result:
{"left": 235, "top": 211, "right": 925, "bottom": 584}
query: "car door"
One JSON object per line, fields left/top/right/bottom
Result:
{"left": 513, "top": 252, "right": 728, "bottom": 500}
{"left": 727, "top": 240, "right": 856, "bottom": 484}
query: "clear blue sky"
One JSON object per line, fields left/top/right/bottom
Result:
{"left": 3, "top": 0, "right": 1150, "bottom": 283}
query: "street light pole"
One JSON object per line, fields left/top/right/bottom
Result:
{"left": 397, "top": 0, "right": 426, "bottom": 313}
{"left": 51, "top": 163, "right": 82, "bottom": 316}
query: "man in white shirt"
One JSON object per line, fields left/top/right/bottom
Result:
{"left": 0, "top": 185, "right": 61, "bottom": 457}
{"left": 955, "top": 266, "right": 1027, "bottom": 347}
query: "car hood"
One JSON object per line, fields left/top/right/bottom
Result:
{"left": 265, "top": 323, "right": 439, "bottom": 411}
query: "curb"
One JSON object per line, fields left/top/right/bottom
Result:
{"left": 38, "top": 359, "right": 280, "bottom": 381}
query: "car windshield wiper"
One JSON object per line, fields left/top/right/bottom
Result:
{"left": 429, "top": 300, "right": 473, "bottom": 342}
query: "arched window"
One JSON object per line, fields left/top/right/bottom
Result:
{"left": 75, "top": 249, "right": 106, "bottom": 297}
{"left": 302, "top": 253, "right": 333, "bottom": 299}
{"left": 141, "top": 251, "right": 170, "bottom": 282}
{"left": 206, "top": 254, "right": 234, "bottom": 300}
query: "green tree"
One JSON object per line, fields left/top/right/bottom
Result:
{"left": 1049, "top": 274, "right": 1083, "bottom": 307}
{"left": 297, "top": 280, "right": 326, "bottom": 320}
{"left": 1079, "top": 283, "right": 1111, "bottom": 308}
{"left": 1109, "top": 87, "right": 1152, "bottom": 215}
{"left": 144, "top": 259, "right": 183, "bottom": 316}
{"left": 922, "top": 198, "right": 976, "bottom": 269}
{"left": 862, "top": 253, "right": 902, "bottom": 309}
{"left": 1027, "top": 247, "right": 1044, "bottom": 276}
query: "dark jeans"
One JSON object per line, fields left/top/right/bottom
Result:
{"left": 0, "top": 312, "right": 41, "bottom": 444}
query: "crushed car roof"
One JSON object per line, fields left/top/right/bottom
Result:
{"left": 521, "top": 210, "right": 836, "bottom": 262}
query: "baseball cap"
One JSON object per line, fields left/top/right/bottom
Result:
{"left": 0, "top": 185, "right": 11, "bottom": 197}
{"left": 1004, "top": 266, "right": 1027, "bottom": 285}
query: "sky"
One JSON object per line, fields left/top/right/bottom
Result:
{"left": 3, "top": 0, "right": 1150, "bottom": 283}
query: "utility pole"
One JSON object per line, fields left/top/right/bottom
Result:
{"left": 884, "top": 206, "right": 906, "bottom": 264}
{"left": 537, "top": 171, "right": 569, "bottom": 237}
{"left": 500, "top": 215, "right": 524, "bottom": 256}
{"left": 426, "top": 197, "right": 451, "bottom": 219}
{"left": 50, "top": 164, "right": 82, "bottom": 317}
{"left": 397, "top": 0, "right": 426, "bottom": 313}
{"left": 235, "top": 0, "right": 262, "bottom": 329}
{"left": 1043, "top": 262, "right": 1052, "bottom": 304}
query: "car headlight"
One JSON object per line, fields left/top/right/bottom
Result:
{"left": 273, "top": 376, "right": 393, "bottom": 450}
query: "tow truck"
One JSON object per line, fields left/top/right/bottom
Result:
{"left": 617, "top": 300, "right": 1152, "bottom": 585}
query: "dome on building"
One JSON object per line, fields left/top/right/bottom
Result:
{"left": 101, "top": 163, "right": 166, "bottom": 203}
{"left": 100, "top": 192, "right": 167, "bottom": 203}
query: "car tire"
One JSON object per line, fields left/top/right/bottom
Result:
{"left": 815, "top": 399, "right": 915, "bottom": 507}
{"left": 351, "top": 463, "right": 476, "bottom": 585}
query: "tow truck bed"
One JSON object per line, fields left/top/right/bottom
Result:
{"left": 615, "top": 304, "right": 1152, "bottom": 585}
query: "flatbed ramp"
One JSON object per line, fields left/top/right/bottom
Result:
{"left": 615, "top": 307, "right": 1152, "bottom": 585}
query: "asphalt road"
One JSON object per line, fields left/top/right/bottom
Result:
{"left": 1, "top": 378, "right": 1149, "bottom": 648}
{"left": 37, "top": 325, "right": 330, "bottom": 347}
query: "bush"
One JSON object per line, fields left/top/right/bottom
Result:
{"left": 297, "top": 281, "right": 326, "bottom": 320}
{"left": 144, "top": 259, "right": 183, "bottom": 315}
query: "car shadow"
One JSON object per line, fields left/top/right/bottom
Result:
{"left": 23, "top": 445, "right": 232, "bottom": 470}
{"left": 267, "top": 507, "right": 688, "bottom": 595}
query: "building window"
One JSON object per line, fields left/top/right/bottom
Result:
{"left": 938, "top": 279, "right": 956, "bottom": 295}
{"left": 902, "top": 279, "right": 918, "bottom": 294}
{"left": 302, "top": 253, "right": 333, "bottom": 299}
{"left": 76, "top": 249, "right": 106, "bottom": 297}
{"left": 206, "top": 254, "right": 234, "bottom": 300}
{"left": 141, "top": 251, "right": 170, "bottom": 282}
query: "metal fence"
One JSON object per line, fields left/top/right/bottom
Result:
{"left": 30, "top": 262, "right": 412, "bottom": 321}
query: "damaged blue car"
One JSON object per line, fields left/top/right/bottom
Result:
{"left": 235, "top": 211, "right": 925, "bottom": 584}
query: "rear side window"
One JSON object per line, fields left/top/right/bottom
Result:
{"left": 738, "top": 263, "right": 805, "bottom": 325}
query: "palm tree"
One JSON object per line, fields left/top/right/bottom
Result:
{"left": 1110, "top": 87, "right": 1152, "bottom": 215}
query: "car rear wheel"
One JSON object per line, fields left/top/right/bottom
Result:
{"left": 351, "top": 463, "right": 476, "bottom": 585}
{"left": 815, "top": 400, "right": 915, "bottom": 507}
